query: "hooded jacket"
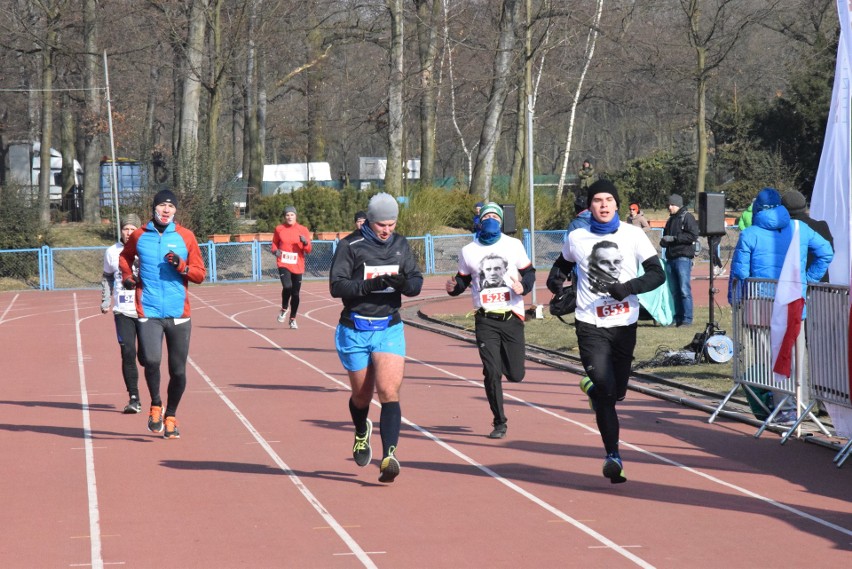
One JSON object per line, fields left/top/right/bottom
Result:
{"left": 729, "top": 188, "right": 833, "bottom": 303}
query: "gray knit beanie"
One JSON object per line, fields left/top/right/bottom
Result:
{"left": 367, "top": 193, "right": 399, "bottom": 222}
{"left": 120, "top": 213, "right": 142, "bottom": 229}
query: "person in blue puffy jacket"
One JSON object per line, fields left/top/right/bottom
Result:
{"left": 119, "top": 189, "right": 206, "bottom": 440}
{"left": 728, "top": 187, "right": 832, "bottom": 423}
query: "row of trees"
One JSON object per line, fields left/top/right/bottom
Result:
{"left": 0, "top": 0, "right": 840, "bottom": 228}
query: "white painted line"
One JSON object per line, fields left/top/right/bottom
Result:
{"left": 0, "top": 292, "right": 18, "bottom": 323}
{"left": 73, "top": 294, "right": 103, "bottom": 569}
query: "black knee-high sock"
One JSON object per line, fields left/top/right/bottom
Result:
{"left": 379, "top": 401, "right": 401, "bottom": 457}
{"left": 349, "top": 397, "right": 370, "bottom": 434}
{"left": 595, "top": 401, "right": 620, "bottom": 456}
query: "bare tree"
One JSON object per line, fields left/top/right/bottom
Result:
{"left": 384, "top": 0, "right": 405, "bottom": 195}
{"left": 414, "top": 0, "right": 442, "bottom": 185}
{"left": 556, "top": 0, "right": 603, "bottom": 207}
{"left": 680, "top": 0, "right": 778, "bottom": 202}
{"left": 81, "top": 0, "right": 103, "bottom": 223}
{"left": 469, "top": 0, "right": 522, "bottom": 200}
{"left": 176, "top": 0, "right": 209, "bottom": 194}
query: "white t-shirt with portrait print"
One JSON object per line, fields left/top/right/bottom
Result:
{"left": 457, "top": 234, "right": 531, "bottom": 319}
{"left": 562, "top": 223, "right": 657, "bottom": 328}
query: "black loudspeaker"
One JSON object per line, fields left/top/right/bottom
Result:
{"left": 500, "top": 203, "right": 517, "bottom": 235}
{"left": 698, "top": 192, "right": 726, "bottom": 236}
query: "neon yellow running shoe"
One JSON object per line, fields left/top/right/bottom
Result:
{"left": 579, "top": 376, "right": 596, "bottom": 411}
{"left": 352, "top": 419, "right": 372, "bottom": 467}
{"left": 378, "top": 446, "right": 400, "bottom": 483}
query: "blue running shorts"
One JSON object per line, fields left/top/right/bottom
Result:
{"left": 335, "top": 322, "right": 406, "bottom": 371}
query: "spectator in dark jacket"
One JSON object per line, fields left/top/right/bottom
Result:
{"left": 661, "top": 194, "right": 699, "bottom": 327}
{"left": 781, "top": 190, "right": 834, "bottom": 283}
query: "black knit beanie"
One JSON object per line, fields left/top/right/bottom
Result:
{"left": 587, "top": 179, "right": 620, "bottom": 208}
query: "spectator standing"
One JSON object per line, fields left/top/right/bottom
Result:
{"left": 547, "top": 180, "right": 665, "bottom": 483}
{"left": 329, "top": 193, "right": 424, "bottom": 483}
{"left": 626, "top": 202, "right": 650, "bottom": 229}
{"left": 472, "top": 201, "right": 484, "bottom": 234}
{"left": 567, "top": 194, "right": 592, "bottom": 234}
{"left": 101, "top": 213, "right": 144, "bottom": 414}
{"left": 119, "top": 189, "right": 206, "bottom": 439}
{"left": 353, "top": 210, "right": 367, "bottom": 231}
{"left": 446, "top": 203, "right": 536, "bottom": 439}
{"left": 781, "top": 190, "right": 834, "bottom": 282}
{"left": 271, "top": 206, "right": 312, "bottom": 328}
{"left": 661, "top": 194, "right": 699, "bottom": 327}
{"left": 578, "top": 159, "right": 596, "bottom": 190}
{"left": 729, "top": 187, "right": 833, "bottom": 424}
{"left": 737, "top": 201, "right": 754, "bottom": 230}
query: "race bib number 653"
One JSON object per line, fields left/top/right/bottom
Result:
{"left": 595, "top": 301, "right": 629, "bottom": 319}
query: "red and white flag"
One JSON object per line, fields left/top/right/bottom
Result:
{"left": 770, "top": 221, "right": 805, "bottom": 381}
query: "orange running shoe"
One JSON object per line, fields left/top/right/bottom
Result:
{"left": 147, "top": 405, "right": 164, "bottom": 433}
{"left": 163, "top": 416, "right": 180, "bottom": 439}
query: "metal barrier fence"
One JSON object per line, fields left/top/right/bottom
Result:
{"left": 709, "top": 277, "right": 846, "bottom": 448}
{"left": 0, "top": 230, "right": 573, "bottom": 292}
{"left": 801, "top": 284, "right": 852, "bottom": 465}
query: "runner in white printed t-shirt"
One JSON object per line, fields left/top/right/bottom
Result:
{"left": 548, "top": 179, "right": 665, "bottom": 483}
{"left": 446, "top": 202, "right": 536, "bottom": 439}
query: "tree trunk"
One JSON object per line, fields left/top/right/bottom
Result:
{"left": 39, "top": 27, "right": 56, "bottom": 226}
{"left": 243, "top": 0, "right": 261, "bottom": 215}
{"left": 509, "top": 0, "right": 532, "bottom": 199}
{"left": 206, "top": 0, "right": 224, "bottom": 194}
{"left": 176, "top": 0, "right": 208, "bottom": 194}
{"left": 556, "top": 0, "right": 604, "bottom": 207}
{"left": 469, "top": 0, "right": 521, "bottom": 200}
{"left": 82, "top": 0, "right": 102, "bottom": 224}
{"left": 384, "top": 0, "right": 405, "bottom": 196}
{"left": 306, "top": 17, "right": 326, "bottom": 162}
{"left": 415, "top": 0, "right": 441, "bottom": 186}
{"left": 60, "top": 92, "right": 76, "bottom": 216}
{"left": 695, "top": 48, "right": 708, "bottom": 202}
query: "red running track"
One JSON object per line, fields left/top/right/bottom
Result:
{"left": 0, "top": 276, "right": 849, "bottom": 568}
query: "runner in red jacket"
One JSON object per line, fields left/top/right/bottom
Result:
{"left": 271, "top": 205, "right": 312, "bottom": 328}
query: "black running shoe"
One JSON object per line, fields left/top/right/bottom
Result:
{"left": 123, "top": 397, "right": 142, "bottom": 414}
{"left": 378, "top": 447, "right": 400, "bottom": 483}
{"left": 352, "top": 419, "right": 372, "bottom": 467}
{"left": 488, "top": 422, "right": 507, "bottom": 439}
{"left": 603, "top": 455, "right": 627, "bottom": 484}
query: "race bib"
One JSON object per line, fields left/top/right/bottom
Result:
{"left": 116, "top": 291, "right": 136, "bottom": 313}
{"left": 280, "top": 251, "right": 298, "bottom": 264}
{"left": 364, "top": 264, "right": 400, "bottom": 294}
{"left": 593, "top": 298, "right": 632, "bottom": 326}
{"left": 480, "top": 287, "right": 511, "bottom": 310}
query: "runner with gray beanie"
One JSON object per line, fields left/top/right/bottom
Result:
{"left": 101, "top": 213, "right": 144, "bottom": 413}
{"left": 329, "top": 192, "right": 423, "bottom": 483}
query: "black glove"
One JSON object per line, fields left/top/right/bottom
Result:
{"left": 364, "top": 276, "right": 389, "bottom": 293}
{"left": 299, "top": 235, "right": 308, "bottom": 245}
{"left": 607, "top": 281, "right": 633, "bottom": 301}
{"left": 122, "top": 276, "right": 137, "bottom": 290}
{"left": 165, "top": 250, "right": 181, "bottom": 268}
{"left": 163, "top": 251, "right": 186, "bottom": 273}
{"left": 384, "top": 273, "right": 406, "bottom": 291}
{"left": 660, "top": 235, "right": 675, "bottom": 245}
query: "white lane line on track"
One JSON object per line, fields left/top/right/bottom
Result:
{"left": 216, "top": 288, "right": 656, "bottom": 568}
{"left": 73, "top": 294, "right": 104, "bottom": 569}
{"left": 189, "top": 296, "right": 378, "bottom": 569}
{"left": 0, "top": 292, "right": 18, "bottom": 323}
{"left": 208, "top": 286, "right": 852, "bottom": 542}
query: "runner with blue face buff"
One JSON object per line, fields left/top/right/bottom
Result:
{"left": 446, "top": 202, "right": 537, "bottom": 439}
